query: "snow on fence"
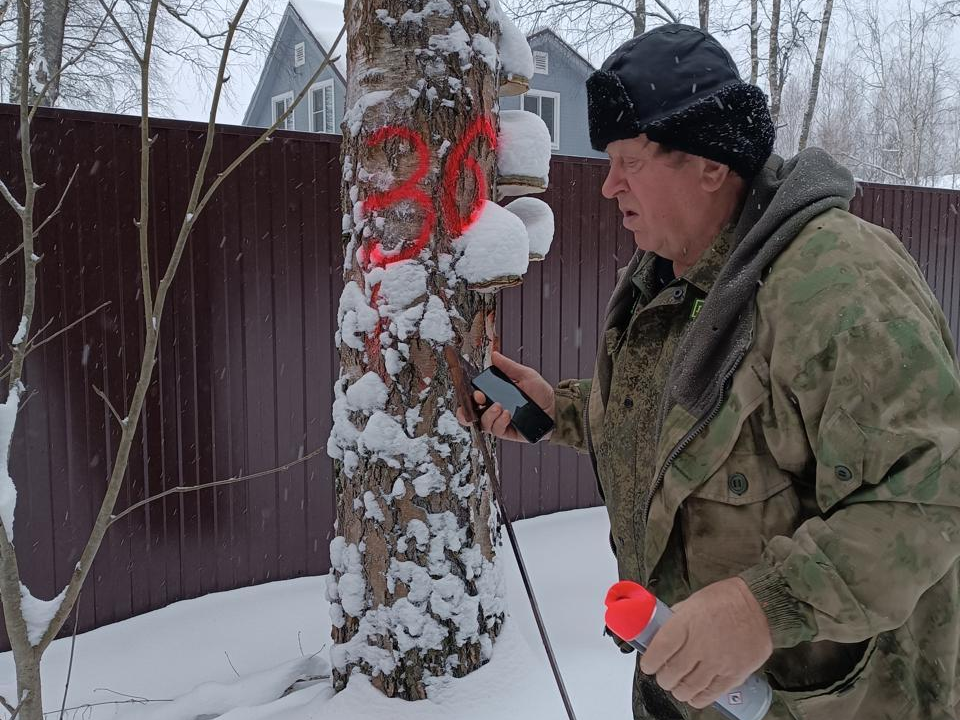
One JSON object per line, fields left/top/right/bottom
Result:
{"left": 1, "top": 104, "right": 958, "bottom": 650}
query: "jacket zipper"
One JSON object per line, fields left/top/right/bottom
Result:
{"left": 641, "top": 350, "right": 747, "bottom": 526}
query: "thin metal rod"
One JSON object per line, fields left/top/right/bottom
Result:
{"left": 470, "top": 425, "right": 579, "bottom": 720}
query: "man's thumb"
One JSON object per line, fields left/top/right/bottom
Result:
{"left": 492, "top": 351, "right": 526, "bottom": 381}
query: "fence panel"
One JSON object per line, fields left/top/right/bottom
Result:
{"left": 1, "top": 104, "right": 958, "bottom": 648}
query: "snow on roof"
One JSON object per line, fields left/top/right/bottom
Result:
{"left": 289, "top": 0, "right": 348, "bottom": 78}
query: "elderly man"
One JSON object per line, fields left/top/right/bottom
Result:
{"left": 462, "top": 22, "right": 960, "bottom": 720}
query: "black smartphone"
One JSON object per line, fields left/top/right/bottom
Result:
{"left": 470, "top": 365, "right": 555, "bottom": 444}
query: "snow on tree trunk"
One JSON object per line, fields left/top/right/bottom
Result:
{"left": 329, "top": 0, "right": 510, "bottom": 699}
{"left": 698, "top": 0, "right": 709, "bottom": 31}
{"left": 749, "top": 0, "right": 759, "bottom": 85}
{"left": 634, "top": 0, "right": 645, "bottom": 36}
{"left": 11, "top": 0, "right": 68, "bottom": 105}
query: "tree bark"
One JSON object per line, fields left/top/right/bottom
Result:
{"left": 330, "top": 0, "right": 505, "bottom": 699}
{"left": 635, "top": 0, "right": 645, "bottom": 35}
{"left": 11, "top": 0, "right": 69, "bottom": 105}
{"left": 768, "top": 0, "right": 782, "bottom": 125}
{"left": 750, "top": 0, "right": 759, "bottom": 84}
{"left": 798, "top": 0, "right": 834, "bottom": 150}
{"left": 699, "top": 0, "right": 708, "bottom": 30}
{"left": 36, "top": 0, "right": 68, "bottom": 104}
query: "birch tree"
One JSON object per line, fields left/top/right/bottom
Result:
{"left": 798, "top": 0, "right": 834, "bottom": 150}
{"left": 0, "top": 1, "right": 338, "bottom": 717}
{"left": 328, "top": 0, "right": 555, "bottom": 698}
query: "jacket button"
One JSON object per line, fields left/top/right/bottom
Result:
{"left": 672, "top": 287, "right": 685, "bottom": 300}
{"left": 728, "top": 473, "right": 748, "bottom": 495}
{"left": 623, "top": 397, "right": 633, "bottom": 408}
{"left": 835, "top": 465, "right": 853, "bottom": 481}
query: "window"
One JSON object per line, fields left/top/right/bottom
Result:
{"left": 294, "top": 42, "right": 305, "bottom": 67}
{"left": 310, "top": 80, "right": 337, "bottom": 134}
{"left": 272, "top": 92, "right": 294, "bottom": 130}
{"left": 533, "top": 51, "right": 549, "bottom": 75}
{"left": 522, "top": 90, "right": 560, "bottom": 149}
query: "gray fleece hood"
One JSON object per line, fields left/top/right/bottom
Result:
{"left": 662, "top": 147, "right": 857, "bottom": 424}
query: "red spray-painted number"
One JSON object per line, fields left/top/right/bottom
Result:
{"left": 362, "top": 115, "right": 497, "bottom": 270}
{"left": 359, "top": 115, "right": 497, "bottom": 363}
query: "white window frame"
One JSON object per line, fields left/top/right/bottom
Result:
{"left": 522, "top": 90, "right": 560, "bottom": 150}
{"left": 271, "top": 91, "right": 294, "bottom": 130}
{"left": 533, "top": 50, "right": 549, "bottom": 75}
{"left": 309, "top": 79, "right": 337, "bottom": 134}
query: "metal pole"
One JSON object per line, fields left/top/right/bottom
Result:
{"left": 444, "top": 346, "right": 579, "bottom": 720}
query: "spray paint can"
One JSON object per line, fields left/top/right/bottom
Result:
{"left": 605, "top": 581, "right": 772, "bottom": 720}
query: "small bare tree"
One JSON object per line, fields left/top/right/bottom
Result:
{"left": 798, "top": 0, "right": 834, "bottom": 150}
{"left": 0, "top": 2, "right": 342, "bottom": 717}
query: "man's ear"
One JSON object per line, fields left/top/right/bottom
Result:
{"left": 699, "top": 158, "right": 730, "bottom": 192}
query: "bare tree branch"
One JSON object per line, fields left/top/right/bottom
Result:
{"left": 109, "top": 447, "right": 328, "bottom": 526}
{"left": 57, "top": 593, "right": 82, "bottom": 720}
{"left": 32, "top": 164, "right": 79, "bottom": 237}
{"left": 837, "top": 151, "right": 907, "bottom": 181}
{"left": 24, "top": 301, "right": 110, "bottom": 355}
{"left": 158, "top": 0, "right": 228, "bottom": 42}
{"left": 0, "top": 242, "right": 24, "bottom": 267}
{"left": 0, "top": 178, "right": 24, "bottom": 215}
{"left": 94, "top": 0, "right": 143, "bottom": 64}
{"left": 193, "top": 25, "right": 347, "bottom": 219}
{"left": 92, "top": 385, "right": 125, "bottom": 428}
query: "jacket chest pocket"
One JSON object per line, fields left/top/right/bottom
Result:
{"left": 681, "top": 449, "right": 801, "bottom": 590}
{"left": 675, "top": 362, "right": 802, "bottom": 591}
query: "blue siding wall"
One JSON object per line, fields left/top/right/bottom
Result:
{"left": 244, "top": 9, "right": 345, "bottom": 134}
{"left": 244, "top": 18, "right": 602, "bottom": 158}
{"left": 499, "top": 33, "right": 603, "bottom": 159}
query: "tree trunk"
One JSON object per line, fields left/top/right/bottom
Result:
{"left": 699, "top": 0, "right": 709, "bottom": 31}
{"left": 330, "top": 0, "right": 505, "bottom": 699}
{"left": 10, "top": 0, "right": 69, "bottom": 105}
{"left": 750, "top": 0, "right": 759, "bottom": 84}
{"left": 768, "top": 0, "right": 782, "bottom": 125}
{"left": 36, "top": 0, "right": 68, "bottom": 104}
{"left": 634, "top": 0, "right": 645, "bottom": 35}
{"left": 798, "top": 0, "right": 834, "bottom": 150}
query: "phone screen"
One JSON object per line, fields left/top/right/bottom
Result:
{"left": 470, "top": 366, "right": 555, "bottom": 443}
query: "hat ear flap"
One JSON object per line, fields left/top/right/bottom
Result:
{"left": 587, "top": 70, "right": 644, "bottom": 152}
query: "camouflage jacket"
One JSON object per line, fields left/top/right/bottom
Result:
{"left": 551, "top": 154, "right": 960, "bottom": 720}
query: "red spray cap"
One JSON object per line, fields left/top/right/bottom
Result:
{"left": 604, "top": 580, "right": 657, "bottom": 641}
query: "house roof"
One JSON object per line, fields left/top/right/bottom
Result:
{"left": 289, "top": 0, "right": 348, "bottom": 80}
{"left": 526, "top": 28, "right": 596, "bottom": 75}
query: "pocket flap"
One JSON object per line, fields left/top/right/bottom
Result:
{"left": 816, "top": 408, "right": 867, "bottom": 512}
{"left": 692, "top": 452, "right": 794, "bottom": 505}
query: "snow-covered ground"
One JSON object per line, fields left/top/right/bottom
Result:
{"left": 0, "top": 507, "right": 634, "bottom": 720}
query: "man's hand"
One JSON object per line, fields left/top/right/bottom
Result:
{"left": 639, "top": 577, "right": 773, "bottom": 710}
{"left": 456, "top": 351, "right": 555, "bottom": 443}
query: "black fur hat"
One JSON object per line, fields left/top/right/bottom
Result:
{"left": 587, "top": 24, "right": 775, "bottom": 178}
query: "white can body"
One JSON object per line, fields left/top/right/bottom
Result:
{"left": 626, "top": 600, "right": 772, "bottom": 720}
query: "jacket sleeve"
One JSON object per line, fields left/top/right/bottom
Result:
{"left": 741, "top": 310, "right": 960, "bottom": 649}
{"left": 549, "top": 378, "right": 593, "bottom": 454}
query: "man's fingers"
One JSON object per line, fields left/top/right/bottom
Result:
{"left": 491, "top": 407, "right": 512, "bottom": 437}
{"left": 473, "top": 390, "right": 487, "bottom": 406}
{"left": 655, "top": 655, "right": 699, "bottom": 693}
{"left": 667, "top": 662, "right": 713, "bottom": 703}
{"left": 688, "top": 675, "right": 735, "bottom": 710}
{"left": 639, "top": 616, "right": 688, "bottom": 675}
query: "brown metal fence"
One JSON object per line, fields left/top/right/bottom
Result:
{"left": 1, "top": 105, "right": 958, "bottom": 649}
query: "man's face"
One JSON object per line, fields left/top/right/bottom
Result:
{"left": 601, "top": 135, "right": 703, "bottom": 260}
